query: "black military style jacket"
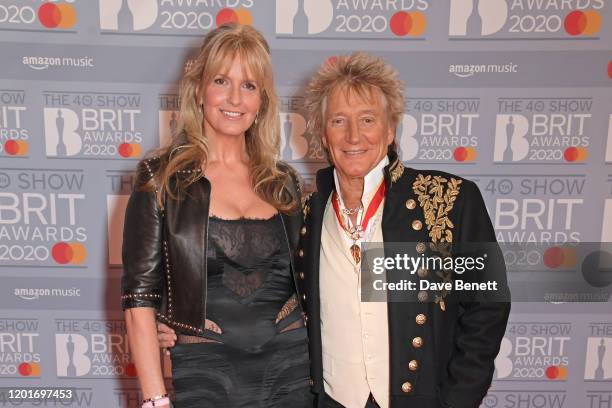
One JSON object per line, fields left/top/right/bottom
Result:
{"left": 121, "top": 156, "right": 304, "bottom": 335}
{"left": 295, "top": 152, "right": 511, "bottom": 408}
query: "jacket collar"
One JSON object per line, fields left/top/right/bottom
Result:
{"left": 315, "top": 150, "right": 404, "bottom": 201}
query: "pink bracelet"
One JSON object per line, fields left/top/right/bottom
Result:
{"left": 142, "top": 396, "right": 170, "bottom": 407}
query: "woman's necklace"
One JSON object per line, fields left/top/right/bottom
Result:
{"left": 332, "top": 181, "right": 386, "bottom": 265}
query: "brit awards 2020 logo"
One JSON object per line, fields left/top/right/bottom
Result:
{"left": 449, "top": 0, "right": 605, "bottom": 39}
{"left": 0, "top": 318, "right": 41, "bottom": 378}
{"left": 584, "top": 323, "right": 612, "bottom": 381}
{"left": 0, "top": 0, "right": 78, "bottom": 33}
{"left": 276, "top": 0, "right": 430, "bottom": 40}
{"left": 0, "top": 89, "right": 29, "bottom": 158}
{"left": 43, "top": 91, "right": 145, "bottom": 159}
{"left": 99, "top": 0, "right": 254, "bottom": 35}
{"left": 55, "top": 319, "right": 136, "bottom": 378}
{"left": 0, "top": 168, "right": 89, "bottom": 267}
{"left": 477, "top": 174, "right": 586, "bottom": 243}
{"left": 493, "top": 96, "right": 592, "bottom": 164}
{"left": 398, "top": 97, "right": 480, "bottom": 164}
{"left": 495, "top": 320, "right": 572, "bottom": 382}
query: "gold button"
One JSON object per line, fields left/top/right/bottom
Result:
{"left": 300, "top": 226, "right": 307, "bottom": 236}
{"left": 412, "top": 220, "right": 422, "bottom": 230}
{"left": 417, "top": 267, "right": 428, "bottom": 278}
{"left": 405, "top": 199, "right": 416, "bottom": 210}
{"left": 412, "top": 336, "right": 423, "bottom": 348}
{"left": 417, "top": 290, "right": 428, "bottom": 302}
{"left": 408, "top": 360, "right": 419, "bottom": 371}
{"left": 299, "top": 272, "right": 305, "bottom": 279}
{"left": 309, "top": 378, "right": 314, "bottom": 386}
{"left": 298, "top": 249, "right": 304, "bottom": 257}
{"left": 416, "top": 242, "right": 426, "bottom": 253}
{"left": 401, "top": 381, "right": 413, "bottom": 393}
{"left": 302, "top": 293, "right": 306, "bottom": 301}
{"left": 416, "top": 313, "right": 427, "bottom": 325}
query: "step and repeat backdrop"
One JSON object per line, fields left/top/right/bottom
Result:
{"left": 0, "top": 0, "right": 611, "bottom": 407}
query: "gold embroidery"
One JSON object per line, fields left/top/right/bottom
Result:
{"left": 412, "top": 175, "right": 462, "bottom": 243}
{"left": 412, "top": 174, "right": 462, "bottom": 309}
{"left": 389, "top": 159, "right": 405, "bottom": 183}
{"left": 302, "top": 192, "right": 312, "bottom": 219}
{"left": 275, "top": 294, "right": 298, "bottom": 324}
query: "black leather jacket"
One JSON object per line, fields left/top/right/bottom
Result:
{"left": 121, "top": 156, "right": 303, "bottom": 335}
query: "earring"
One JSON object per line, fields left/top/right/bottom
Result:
{"left": 254, "top": 113, "right": 259, "bottom": 126}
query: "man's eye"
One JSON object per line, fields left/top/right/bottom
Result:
{"left": 362, "top": 117, "right": 375, "bottom": 124}
{"left": 332, "top": 118, "right": 344, "bottom": 125}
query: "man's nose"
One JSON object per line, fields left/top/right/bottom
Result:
{"left": 346, "top": 121, "right": 360, "bottom": 144}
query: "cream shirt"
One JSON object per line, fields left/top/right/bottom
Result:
{"left": 320, "top": 157, "right": 390, "bottom": 408}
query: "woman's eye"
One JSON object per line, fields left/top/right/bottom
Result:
{"left": 213, "top": 78, "right": 226, "bottom": 85}
{"left": 243, "top": 82, "right": 257, "bottom": 91}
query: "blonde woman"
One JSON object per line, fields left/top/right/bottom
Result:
{"left": 121, "top": 24, "right": 312, "bottom": 408}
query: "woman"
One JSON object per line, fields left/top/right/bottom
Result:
{"left": 121, "top": 24, "right": 312, "bottom": 408}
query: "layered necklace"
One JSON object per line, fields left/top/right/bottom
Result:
{"left": 332, "top": 181, "right": 386, "bottom": 264}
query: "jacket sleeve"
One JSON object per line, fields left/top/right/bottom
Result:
{"left": 440, "top": 180, "right": 511, "bottom": 408}
{"left": 120, "top": 161, "right": 164, "bottom": 310}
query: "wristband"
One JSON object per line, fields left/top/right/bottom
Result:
{"left": 142, "top": 394, "right": 169, "bottom": 407}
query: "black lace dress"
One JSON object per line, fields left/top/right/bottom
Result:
{"left": 170, "top": 214, "right": 312, "bottom": 408}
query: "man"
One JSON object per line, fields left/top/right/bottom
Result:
{"left": 158, "top": 52, "right": 510, "bottom": 408}
{"left": 295, "top": 52, "right": 510, "bottom": 408}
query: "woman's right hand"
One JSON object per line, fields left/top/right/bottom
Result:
{"left": 157, "top": 322, "right": 177, "bottom": 354}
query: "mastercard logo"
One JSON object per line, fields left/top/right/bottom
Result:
{"left": 38, "top": 2, "right": 77, "bottom": 29}
{"left": 545, "top": 365, "right": 568, "bottom": 380}
{"left": 19, "top": 362, "right": 41, "bottom": 377}
{"left": 390, "top": 11, "right": 426, "bottom": 37}
{"left": 118, "top": 143, "right": 142, "bottom": 158}
{"left": 52, "top": 242, "right": 87, "bottom": 265}
{"left": 125, "top": 363, "right": 138, "bottom": 377}
{"left": 563, "top": 146, "right": 588, "bottom": 162}
{"left": 543, "top": 246, "right": 576, "bottom": 269}
{"left": 453, "top": 147, "right": 477, "bottom": 162}
{"left": 564, "top": 10, "right": 601, "bottom": 36}
{"left": 4, "top": 140, "right": 28, "bottom": 156}
{"left": 216, "top": 8, "right": 253, "bottom": 27}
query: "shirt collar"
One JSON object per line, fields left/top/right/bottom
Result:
{"left": 333, "top": 156, "right": 389, "bottom": 209}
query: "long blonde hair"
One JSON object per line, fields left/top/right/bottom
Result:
{"left": 142, "top": 24, "right": 297, "bottom": 212}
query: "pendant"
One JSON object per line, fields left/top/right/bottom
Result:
{"left": 350, "top": 244, "right": 361, "bottom": 264}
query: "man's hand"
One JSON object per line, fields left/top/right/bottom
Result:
{"left": 157, "top": 322, "right": 177, "bottom": 355}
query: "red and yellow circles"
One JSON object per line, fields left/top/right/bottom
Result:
{"left": 215, "top": 8, "right": 253, "bottom": 27}
{"left": 543, "top": 246, "right": 576, "bottom": 269}
{"left": 38, "top": 2, "right": 77, "bottom": 29}
{"left": 18, "top": 362, "right": 41, "bottom": 377}
{"left": 545, "top": 365, "right": 568, "bottom": 380}
{"left": 118, "top": 143, "right": 142, "bottom": 158}
{"left": 564, "top": 10, "right": 601, "bottom": 36}
{"left": 4, "top": 140, "right": 28, "bottom": 156}
{"left": 52, "top": 242, "right": 87, "bottom": 265}
{"left": 563, "top": 146, "right": 588, "bottom": 162}
{"left": 390, "top": 11, "right": 426, "bottom": 36}
{"left": 453, "top": 147, "right": 477, "bottom": 162}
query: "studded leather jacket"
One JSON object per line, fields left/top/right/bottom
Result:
{"left": 120, "top": 156, "right": 303, "bottom": 335}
